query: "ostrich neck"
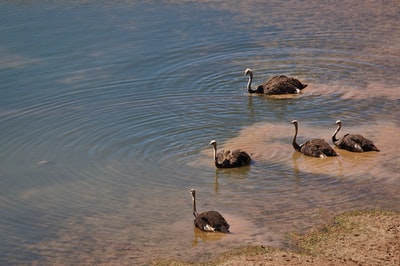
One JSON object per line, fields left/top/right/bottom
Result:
{"left": 213, "top": 145, "right": 218, "bottom": 161}
{"left": 212, "top": 144, "right": 221, "bottom": 166}
{"left": 292, "top": 124, "right": 301, "bottom": 151}
{"left": 192, "top": 194, "right": 198, "bottom": 218}
{"left": 247, "top": 72, "right": 255, "bottom": 93}
{"left": 332, "top": 124, "right": 341, "bottom": 142}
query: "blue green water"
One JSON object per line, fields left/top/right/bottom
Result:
{"left": 1, "top": 1, "right": 399, "bottom": 264}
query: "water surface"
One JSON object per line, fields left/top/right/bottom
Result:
{"left": 1, "top": 1, "right": 399, "bottom": 264}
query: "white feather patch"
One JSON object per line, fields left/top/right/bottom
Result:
{"left": 203, "top": 224, "right": 215, "bottom": 232}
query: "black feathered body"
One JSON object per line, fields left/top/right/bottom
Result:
{"left": 334, "top": 133, "right": 380, "bottom": 152}
{"left": 300, "top": 139, "right": 338, "bottom": 158}
{"left": 215, "top": 149, "right": 251, "bottom": 168}
{"left": 257, "top": 75, "right": 307, "bottom": 95}
{"left": 194, "top": 211, "right": 230, "bottom": 233}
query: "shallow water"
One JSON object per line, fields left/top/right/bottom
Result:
{"left": 1, "top": 0, "right": 399, "bottom": 265}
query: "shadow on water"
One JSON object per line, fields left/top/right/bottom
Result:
{"left": 212, "top": 166, "right": 252, "bottom": 193}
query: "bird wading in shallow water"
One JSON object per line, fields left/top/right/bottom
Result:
{"left": 291, "top": 120, "right": 338, "bottom": 158}
{"left": 332, "top": 120, "right": 380, "bottom": 152}
{"left": 209, "top": 140, "right": 251, "bottom": 168}
{"left": 245, "top": 68, "right": 307, "bottom": 95}
{"left": 188, "top": 189, "right": 230, "bottom": 233}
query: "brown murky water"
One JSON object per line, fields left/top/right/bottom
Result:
{"left": 217, "top": 119, "right": 398, "bottom": 181}
{"left": 1, "top": 0, "right": 399, "bottom": 265}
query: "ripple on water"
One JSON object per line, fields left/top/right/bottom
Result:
{"left": 1, "top": 1, "right": 400, "bottom": 264}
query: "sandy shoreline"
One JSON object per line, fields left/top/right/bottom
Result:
{"left": 152, "top": 209, "right": 400, "bottom": 265}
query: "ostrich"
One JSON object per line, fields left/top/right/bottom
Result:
{"left": 332, "top": 120, "right": 380, "bottom": 152}
{"left": 188, "top": 189, "right": 230, "bottom": 233}
{"left": 291, "top": 120, "right": 338, "bottom": 158}
{"left": 209, "top": 140, "right": 251, "bottom": 168}
{"left": 245, "top": 68, "right": 307, "bottom": 95}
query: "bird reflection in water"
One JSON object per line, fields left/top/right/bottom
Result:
{"left": 191, "top": 227, "right": 227, "bottom": 246}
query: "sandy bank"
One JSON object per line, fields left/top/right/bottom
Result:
{"left": 152, "top": 209, "right": 399, "bottom": 266}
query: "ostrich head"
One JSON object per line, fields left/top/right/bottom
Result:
{"left": 245, "top": 68, "right": 252, "bottom": 76}
{"left": 209, "top": 140, "right": 217, "bottom": 147}
{"left": 188, "top": 188, "right": 196, "bottom": 197}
